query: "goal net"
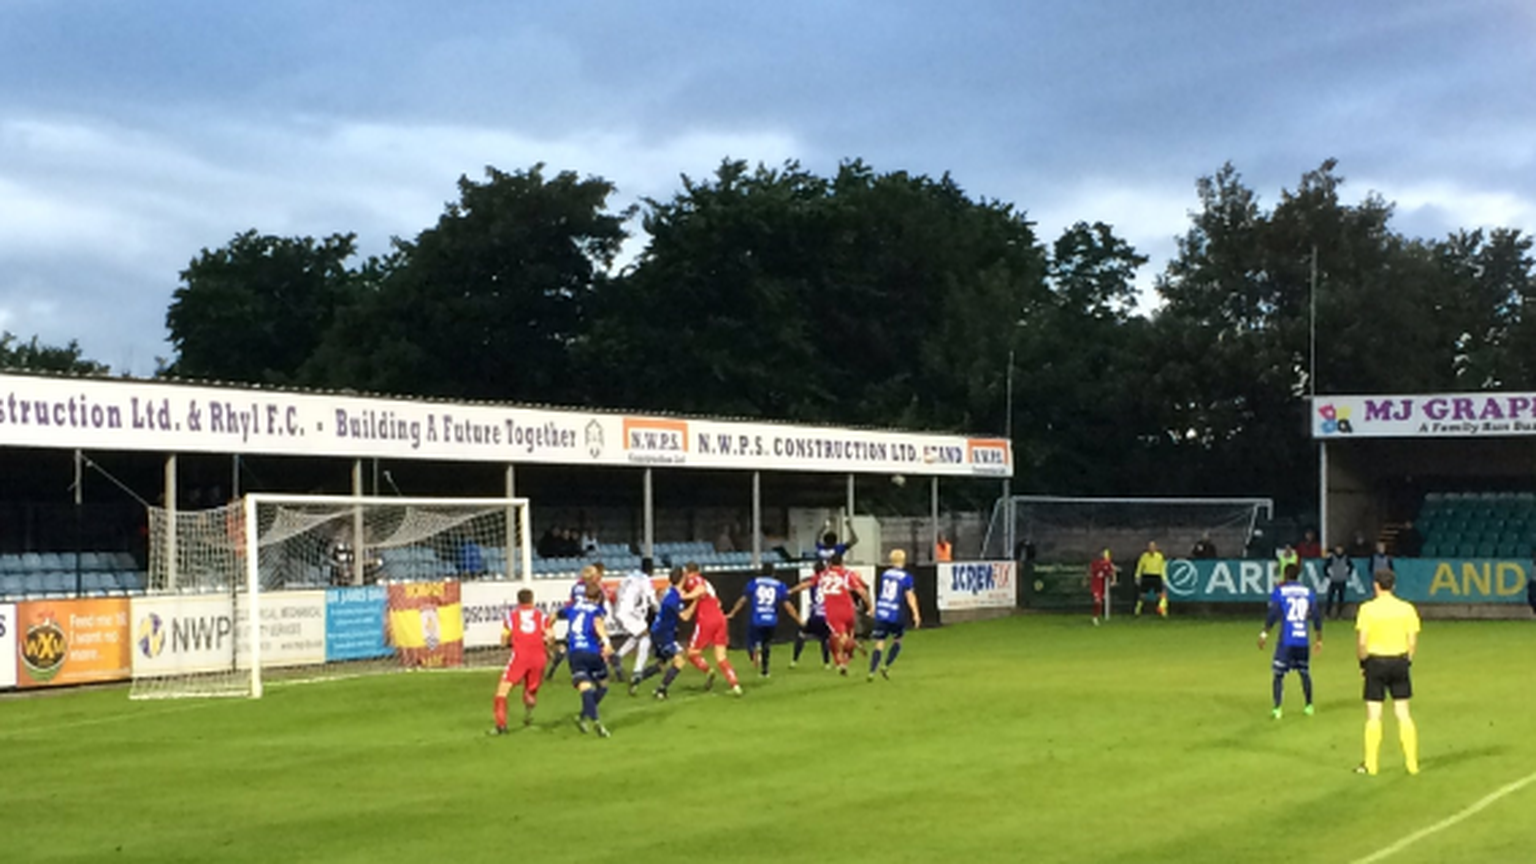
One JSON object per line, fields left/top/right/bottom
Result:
{"left": 981, "top": 496, "right": 1272, "bottom": 609}
{"left": 130, "top": 494, "right": 531, "bottom": 700}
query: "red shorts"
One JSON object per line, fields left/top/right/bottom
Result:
{"left": 689, "top": 615, "right": 728, "bottom": 650}
{"left": 826, "top": 608, "right": 856, "bottom": 638}
{"left": 501, "top": 657, "right": 545, "bottom": 694}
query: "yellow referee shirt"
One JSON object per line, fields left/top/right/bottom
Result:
{"left": 1135, "top": 551, "right": 1166, "bottom": 578}
{"left": 1356, "top": 593, "right": 1421, "bottom": 657}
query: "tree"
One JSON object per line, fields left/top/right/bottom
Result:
{"left": 303, "top": 165, "right": 631, "bottom": 401}
{"left": 165, "top": 230, "right": 359, "bottom": 384}
{"left": 0, "top": 332, "right": 109, "bottom": 375}
{"left": 582, "top": 159, "right": 1048, "bottom": 441}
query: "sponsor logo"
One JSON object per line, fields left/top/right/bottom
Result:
{"left": 622, "top": 418, "right": 688, "bottom": 464}
{"left": 1317, "top": 403, "right": 1353, "bottom": 435}
{"left": 21, "top": 613, "right": 67, "bottom": 683}
{"left": 1165, "top": 559, "right": 1200, "bottom": 595}
{"left": 422, "top": 606, "right": 442, "bottom": 651}
{"left": 584, "top": 419, "right": 605, "bottom": 459}
{"left": 967, "top": 438, "right": 1010, "bottom": 473}
{"left": 137, "top": 613, "right": 167, "bottom": 658}
{"left": 948, "top": 562, "right": 1014, "bottom": 594}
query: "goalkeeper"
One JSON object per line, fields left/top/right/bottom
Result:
{"left": 610, "top": 559, "right": 659, "bottom": 685}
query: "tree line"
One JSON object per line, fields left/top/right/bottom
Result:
{"left": 12, "top": 158, "right": 1535, "bottom": 514}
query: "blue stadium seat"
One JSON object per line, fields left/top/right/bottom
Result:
{"left": 119, "top": 571, "right": 145, "bottom": 593}
{"left": 112, "top": 552, "right": 136, "bottom": 570}
{"left": 0, "top": 573, "right": 22, "bottom": 597}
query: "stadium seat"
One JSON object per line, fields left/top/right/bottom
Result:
{"left": 0, "top": 573, "right": 22, "bottom": 597}
{"left": 112, "top": 552, "right": 136, "bottom": 570}
{"left": 120, "top": 571, "right": 145, "bottom": 593}
{"left": 1476, "top": 542, "right": 1497, "bottom": 558}
{"left": 1496, "top": 542, "right": 1517, "bottom": 558}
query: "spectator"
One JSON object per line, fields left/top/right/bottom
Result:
{"left": 1396, "top": 521, "right": 1423, "bottom": 558}
{"left": 1348, "top": 530, "right": 1372, "bottom": 558}
{"left": 934, "top": 533, "right": 953, "bottom": 562}
{"left": 1245, "top": 527, "right": 1274, "bottom": 560}
{"left": 1276, "top": 543, "right": 1299, "bottom": 575}
{"left": 1370, "top": 540, "right": 1393, "bottom": 577}
{"left": 580, "top": 527, "right": 599, "bottom": 555}
{"left": 1323, "top": 543, "right": 1355, "bottom": 619}
{"left": 537, "top": 526, "right": 561, "bottom": 559}
{"left": 1296, "top": 529, "right": 1322, "bottom": 559}
{"left": 1190, "top": 531, "right": 1218, "bottom": 559}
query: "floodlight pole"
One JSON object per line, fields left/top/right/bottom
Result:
{"left": 1004, "top": 347, "right": 1015, "bottom": 560}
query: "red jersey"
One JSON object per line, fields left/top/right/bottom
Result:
{"left": 1090, "top": 558, "right": 1115, "bottom": 592}
{"left": 819, "top": 566, "right": 864, "bottom": 616}
{"left": 683, "top": 573, "right": 725, "bottom": 625}
{"left": 503, "top": 606, "right": 550, "bottom": 661}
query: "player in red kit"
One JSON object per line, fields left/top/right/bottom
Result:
{"left": 1089, "top": 548, "right": 1117, "bottom": 626}
{"left": 491, "top": 588, "right": 552, "bottom": 734}
{"left": 820, "top": 553, "right": 872, "bottom": 676}
{"left": 679, "top": 561, "right": 744, "bottom": 696}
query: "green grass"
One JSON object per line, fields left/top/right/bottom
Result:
{"left": 3, "top": 615, "right": 1535, "bottom": 863}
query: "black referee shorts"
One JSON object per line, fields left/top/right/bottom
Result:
{"left": 1363, "top": 655, "right": 1412, "bottom": 702}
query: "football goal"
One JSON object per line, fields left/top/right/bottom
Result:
{"left": 129, "top": 494, "right": 532, "bottom": 700}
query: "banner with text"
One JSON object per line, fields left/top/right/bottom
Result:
{"left": 0, "top": 372, "right": 1008, "bottom": 476}
{"left": 325, "top": 586, "right": 389, "bottom": 661}
{"left": 0, "top": 604, "right": 15, "bottom": 689}
{"left": 1163, "top": 558, "right": 1533, "bottom": 603}
{"left": 130, "top": 592, "right": 326, "bottom": 678}
{"left": 1312, "top": 393, "right": 1536, "bottom": 439}
{"left": 937, "top": 561, "right": 1017, "bottom": 611}
{"left": 16, "top": 598, "right": 130, "bottom": 688}
{"left": 387, "top": 582, "right": 464, "bottom": 668}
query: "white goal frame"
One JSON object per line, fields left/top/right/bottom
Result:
{"left": 136, "top": 493, "right": 532, "bottom": 700}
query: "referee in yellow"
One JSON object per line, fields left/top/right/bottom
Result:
{"left": 1134, "top": 540, "right": 1168, "bottom": 617}
{"left": 1355, "top": 569, "right": 1421, "bottom": 775}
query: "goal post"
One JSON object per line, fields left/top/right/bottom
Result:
{"left": 981, "top": 495, "right": 1273, "bottom": 610}
{"left": 130, "top": 493, "right": 532, "bottom": 700}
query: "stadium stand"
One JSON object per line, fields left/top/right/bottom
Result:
{"left": 0, "top": 550, "right": 149, "bottom": 600}
{"left": 1414, "top": 490, "right": 1536, "bottom": 559}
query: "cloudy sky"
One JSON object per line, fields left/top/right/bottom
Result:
{"left": 2, "top": 1, "right": 1533, "bottom": 375}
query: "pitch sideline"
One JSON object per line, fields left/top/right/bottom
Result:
{"left": 1349, "top": 768, "right": 1536, "bottom": 864}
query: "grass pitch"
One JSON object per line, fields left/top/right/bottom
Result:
{"left": 4, "top": 615, "right": 1534, "bottom": 864}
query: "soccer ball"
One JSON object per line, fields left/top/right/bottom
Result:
{"left": 891, "top": 474, "right": 906, "bottom": 487}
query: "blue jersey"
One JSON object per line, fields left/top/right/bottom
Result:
{"left": 874, "top": 567, "right": 915, "bottom": 623}
{"left": 805, "top": 580, "right": 825, "bottom": 619}
{"left": 650, "top": 587, "right": 683, "bottom": 645}
{"left": 1266, "top": 582, "right": 1321, "bottom": 647}
{"left": 567, "top": 599, "right": 605, "bottom": 654}
{"left": 746, "top": 577, "right": 788, "bottom": 627}
{"left": 816, "top": 541, "right": 848, "bottom": 563}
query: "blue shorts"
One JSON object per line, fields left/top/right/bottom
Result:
{"left": 747, "top": 625, "right": 776, "bottom": 651}
{"left": 569, "top": 651, "right": 610, "bottom": 686}
{"left": 1272, "top": 644, "right": 1310, "bottom": 674}
{"left": 871, "top": 619, "right": 906, "bottom": 640}
{"left": 652, "top": 638, "right": 680, "bottom": 662}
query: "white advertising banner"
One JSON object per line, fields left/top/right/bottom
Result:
{"left": 461, "top": 581, "right": 522, "bottom": 650}
{"left": 1313, "top": 393, "right": 1536, "bottom": 439}
{"left": 131, "top": 595, "right": 238, "bottom": 677}
{"left": 0, "top": 603, "right": 16, "bottom": 689}
{"left": 937, "top": 561, "right": 1017, "bottom": 611}
{"left": 130, "top": 591, "right": 326, "bottom": 677}
{"left": 0, "top": 372, "right": 1010, "bottom": 476}
{"left": 241, "top": 590, "right": 327, "bottom": 668}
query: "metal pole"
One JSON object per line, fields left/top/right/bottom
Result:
{"left": 1005, "top": 347, "right": 1015, "bottom": 560}
{"left": 505, "top": 464, "right": 520, "bottom": 582}
{"left": 1319, "top": 441, "right": 1329, "bottom": 550}
{"left": 164, "top": 454, "right": 178, "bottom": 591}
{"left": 642, "top": 468, "right": 654, "bottom": 561}
{"left": 751, "top": 471, "right": 762, "bottom": 570}
{"left": 931, "top": 477, "right": 940, "bottom": 564}
{"left": 232, "top": 454, "right": 241, "bottom": 499}
{"left": 1309, "top": 244, "right": 1319, "bottom": 399}
{"left": 351, "top": 459, "right": 364, "bottom": 586}
{"left": 74, "top": 449, "right": 83, "bottom": 596}
{"left": 845, "top": 473, "right": 855, "bottom": 560}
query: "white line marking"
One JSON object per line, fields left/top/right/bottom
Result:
{"left": 1350, "top": 769, "right": 1536, "bottom": 864}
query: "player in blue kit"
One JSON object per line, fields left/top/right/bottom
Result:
{"left": 642, "top": 568, "right": 697, "bottom": 698}
{"left": 1257, "top": 562, "right": 1323, "bottom": 719}
{"left": 789, "top": 561, "right": 833, "bottom": 669}
{"left": 816, "top": 515, "right": 858, "bottom": 563}
{"left": 546, "top": 564, "right": 608, "bottom": 678}
{"left": 869, "top": 549, "right": 921, "bottom": 681}
{"left": 567, "top": 582, "right": 615, "bottom": 737}
{"left": 726, "top": 563, "right": 804, "bottom": 677}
